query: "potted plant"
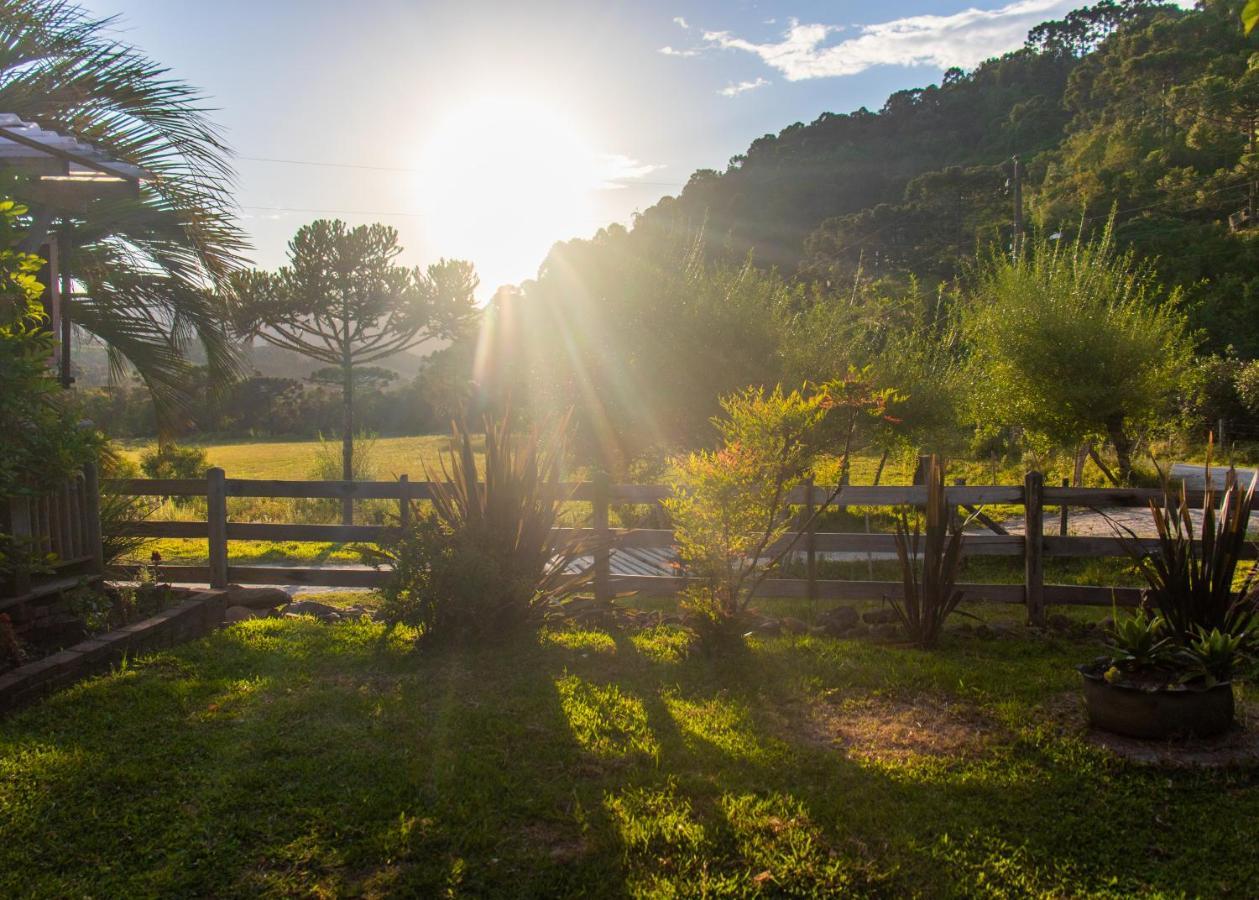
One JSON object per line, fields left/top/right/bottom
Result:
{"left": 1081, "top": 461, "right": 1257, "bottom": 739}
{"left": 1078, "top": 611, "right": 1245, "bottom": 739}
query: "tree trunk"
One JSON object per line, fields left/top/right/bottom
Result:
{"left": 341, "top": 354, "right": 354, "bottom": 526}
{"left": 1105, "top": 417, "right": 1134, "bottom": 485}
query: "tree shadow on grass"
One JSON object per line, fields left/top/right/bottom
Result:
{"left": 3, "top": 620, "right": 1259, "bottom": 896}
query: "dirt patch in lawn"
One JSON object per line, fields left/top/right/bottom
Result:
{"left": 518, "top": 821, "right": 589, "bottom": 863}
{"left": 796, "top": 694, "right": 1010, "bottom": 762}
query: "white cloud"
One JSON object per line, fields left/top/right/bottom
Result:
{"left": 673, "top": 16, "right": 690, "bottom": 29}
{"left": 702, "top": 0, "right": 1074, "bottom": 80}
{"left": 659, "top": 45, "right": 702, "bottom": 57}
{"left": 597, "top": 154, "right": 665, "bottom": 190}
{"left": 719, "top": 77, "right": 771, "bottom": 97}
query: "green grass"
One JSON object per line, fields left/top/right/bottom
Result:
{"left": 118, "top": 434, "right": 472, "bottom": 481}
{"left": 2, "top": 602, "right": 1256, "bottom": 897}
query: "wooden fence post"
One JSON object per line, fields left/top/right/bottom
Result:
{"left": 1059, "top": 477, "right": 1069, "bottom": 537}
{"left": 82, "top": 461, "right": 104, "bottom": 575}
{"left": 8, "top": 496, "right": 32, "bottom": 596}
{"left": 1024, "top": 470, "right": 1045, "bottom": 626}
{"left": 592, "top": 470, "right": 611, "bottom": 606}
{"left": 398, "top": 474, "right": 410, "bottom": 531}
{"left": 803, "top": 476, "right": 817, "bottom": 618}
{"left": 207, "top": 467, "right": 228, "bottom": 589}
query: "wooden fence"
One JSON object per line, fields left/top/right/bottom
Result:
{"left": 1, "top": 463, "right": 105, "bottom": 604}
{"left": 104, "top": 467, "right": 1253, "bottom": 624}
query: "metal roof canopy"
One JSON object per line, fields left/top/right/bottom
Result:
{"left": 0, "top": 113, "right": 149, "bottom": 186}
{"left": 0, "top": 115, "right": 152, "bottom": 389}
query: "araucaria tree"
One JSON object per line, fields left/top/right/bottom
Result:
{"left": 964, "top": 224, "right": 1192, "bottom": 483}
{"left": 233, "top": 220, "right": 478, "bottom": 522}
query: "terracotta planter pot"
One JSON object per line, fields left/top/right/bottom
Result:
{"left": 1077, "top": 662, "right": 1234, "bottom": 740}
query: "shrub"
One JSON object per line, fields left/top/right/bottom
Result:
{"left": 296, "top": 433, "right": 378, "bottom": 523}
{"left": 138, "top": 443, "right": 209, "bottom": 479}
{"left": 964, "top": 222, "right": 1192, "bottom": 483}
{"left": 1115, "top": 459, "right": 1258, "bottom": 643}
{"left": 365, "top": 411, "right": 594, "bottom": 644}
{"left": 664, "top": 373, "right": 896, "bottom": 643}
{"left": 888, "top": 455, "right": 968, "bottom": 648}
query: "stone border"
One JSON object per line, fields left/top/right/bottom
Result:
{"left": 0, "top": 590, "right": 226, "bottom": 715}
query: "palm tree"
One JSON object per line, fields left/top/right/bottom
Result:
{"left": 0, "top": 0, "right": 246, "bottom": 423}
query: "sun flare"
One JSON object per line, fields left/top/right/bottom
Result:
{"left": 416, "top": 96, "right": 608, "bottom": 290}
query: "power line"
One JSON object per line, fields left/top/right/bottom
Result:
{"left": 235, "top": 154, "right": 683, "bottom": 187}
{"left": 241, "top": 204, "right": 424, "bottom": 217}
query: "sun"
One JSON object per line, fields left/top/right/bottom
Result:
{"left": 416, "top": 95, "right": 606, "bottom": 291}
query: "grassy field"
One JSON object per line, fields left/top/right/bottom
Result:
{"left": 118, "top": 434, "right": 473, "bottom": 481}
{"left": 114, "top": 435, "right": 1133, "bottom": 570}
{"left": 1, "top": 598, "right": 1254, "bottom": 897}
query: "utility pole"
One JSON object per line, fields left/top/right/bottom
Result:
{"left": 1011, "top": 154, "right": 1023, "bottom": 261}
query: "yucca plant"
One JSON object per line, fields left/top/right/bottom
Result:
{"left": 365, "top": 409, "right": 597, "bottom": 644}
{"left": 888, "top": 455, "right": 969, "bottom": 649}
{"left": 1113, "top": 457, "right": 1258, "bottom": 645}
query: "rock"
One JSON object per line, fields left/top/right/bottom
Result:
{"left": 1047, "top": 613, "right": 1075, "bottom": 634}
{"left": 224, "top": 586, "right": 290, "bottom": 611}
{"left": 749, "top": 618, "right": 781, "bottom": 637}
{"left": 974, "top": 623, "right": 995, "bottom": 640}
{"left": 871, "top": 622, "right": 901, "bottom": 641}
{"left": 780, "top": 616, "right": 808, "bottom": 635}
{"left": 224, "top": 605, "right": 260, "bottom": 624}
{"left": 808, "top": 625, "right": 829, "bottom": 637}
{"left": 842, "top": 623, "right": 870, "bottom": 639}
{"left": 862, "top": 608, "right": 899, "bottom": 625}
{"left": 282, "top": 599, "right": 345, "bottom": 621}
{"left": 818, "top": 606, "right": 859, "bottom": 631}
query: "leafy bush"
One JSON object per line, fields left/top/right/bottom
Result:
{"left": 138, "top": 443, "right": 209, "bottom": 480}
{"left": 888, "top": 456, "right": 968, "bottom": 648}
{"left": 964, "top": 222, "right": 1191, "bottom": 483}
{"left": 0, "top": 201, "right": 101, "bottom": 582}
{"left": 296, "top": 433, "right": 378, "bottom": 523}
{"left": 365, "top": 411, "right": 594, "bottom": 644}
{"left": 664, "top": 373, "right": 895, "bottom": 643}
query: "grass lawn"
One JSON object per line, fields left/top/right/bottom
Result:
{"left": 2, "top": 598, "right": 1255, "bottom": 897}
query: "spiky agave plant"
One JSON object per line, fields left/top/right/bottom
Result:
{"left": 1119, "top": 460, "right": 1259, "bottom": 644}
{"left": 889, "top": 455, "right": 968, "bottom": 649}
{"left": 369, "top": 409, "right": 597, "bottom": 643}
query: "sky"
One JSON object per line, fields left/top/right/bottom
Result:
{"left": 85, "top": 0, "right": 1084, "bottom": 296}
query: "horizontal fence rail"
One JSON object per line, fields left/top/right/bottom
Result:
{"left": 105, "top": 467, "right": 1256, "bottom": 623}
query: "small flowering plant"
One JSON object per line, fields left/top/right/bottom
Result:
{"left": 665, "top": 369, "right": 897, "bottom": 634}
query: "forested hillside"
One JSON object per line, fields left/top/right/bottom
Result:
{"left": 576, "top": 0, "right": 1258, "bottom": 354}
{"left": 478, "top": 0, "right": 1259, "bottom": 470}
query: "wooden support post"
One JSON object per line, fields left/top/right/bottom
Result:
{"left": 398, "top": 474, "right": 410, "bottom": 531}
{"left": 952, "top": 477, "right": 965, "bottom": 532}
{"left": 592, "top": 470, "right": 611, "bottom": 606}
{"left": 83, "top": 461, "right": 104, "bottom": 575}
{"left": 207, "top": 467, "right": 228, "bottom": 589}
{"left": 804, "top": 476, "right": 818, "bottom": 619}
{"left": 56, "top": 482, "right": 71, "bottom": 562}
{"left": 1024, "top": 470, "right": 1045, "bottom": 626}
{"left": 913, "top": 454, "right": 930, "bottom": 486}
{"left": 1059, "top": 477, "right": 1069, "bottom": 537}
